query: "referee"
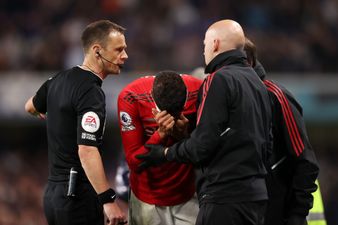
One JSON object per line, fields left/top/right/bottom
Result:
{"left": 25, "top": 20, "right": 128, "bottom": 225}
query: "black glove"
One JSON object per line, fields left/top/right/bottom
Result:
{"left": 285, "top": 215, "right": 307, "bottom": 225}
{"left": 135, "top": 144, "right": 167, "bottom": 172}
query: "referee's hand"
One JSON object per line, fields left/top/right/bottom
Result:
{"left": 103, "top": 202, "right": 127, "bottom": 225}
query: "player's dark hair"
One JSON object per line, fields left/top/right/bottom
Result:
{"left": 244, "top": 37, "right": 257, "bottom": 68}
{"left": 152, "top": 71, "right": 187, "bottom": 118}
{"left": 81, "top": 20, "right": 126, "bottom": 53}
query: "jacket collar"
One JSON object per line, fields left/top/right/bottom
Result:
{"left": 253, "top": 60, "right": 267, "bottom": 81}
{"left": 205, "top": 49, "right": 248, "bottom": 74}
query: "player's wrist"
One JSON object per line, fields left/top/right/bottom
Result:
{"left": 97, "top": 188, "right": 116, "bottom": 205}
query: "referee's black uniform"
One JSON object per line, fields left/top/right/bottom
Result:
{"left": 166, "top": 50, "right": 272, "bottom": 225}
{"left": 33, "top": 66, "right": 106, "bottom": 225}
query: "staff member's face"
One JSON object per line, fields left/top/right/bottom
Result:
{"left": 100, "top": 31, "right": 128, "bottom": 75}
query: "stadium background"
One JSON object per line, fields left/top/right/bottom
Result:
{"left": 0, "top": 0, "right": 337, "bottom": 224}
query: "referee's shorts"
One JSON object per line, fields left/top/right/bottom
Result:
{"left": 43, "top": 181, "right": 103, "bottom": 225}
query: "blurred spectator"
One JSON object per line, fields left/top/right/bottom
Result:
{"left": 0, "top": 0, "right": 337, "bottom": 73}
{"left": 0, "top": 151, "right": 48, "bottom": 225}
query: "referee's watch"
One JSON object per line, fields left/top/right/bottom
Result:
{"left": 98, "top": 188, "right": 116, "bottom": 205}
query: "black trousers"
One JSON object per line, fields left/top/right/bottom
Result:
{"left": 43, "top": 181, "right": 103, "bottom": 225}
{"left": 196, "top": 201, "right": 267, "bottom": 225}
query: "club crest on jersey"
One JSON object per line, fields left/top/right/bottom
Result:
{"left": 81, "top": 111, "right": 100, "bottom": 133}
{"left": 120, "top": 111, "right": 135, "bottom": 131}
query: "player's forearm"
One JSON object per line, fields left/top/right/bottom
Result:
{"left": 78, "top": 145, "right": 110, "bottom": 194}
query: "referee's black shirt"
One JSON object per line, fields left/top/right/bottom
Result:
{"left": 33, "top": 67, "right": 106, "bottom": 182}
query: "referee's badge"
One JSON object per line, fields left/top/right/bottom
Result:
{"left": 120, "top": 111, "right": 135, "bottom": 131}
{"left": 81, "top": 111, "right": 100, "bottom": 133}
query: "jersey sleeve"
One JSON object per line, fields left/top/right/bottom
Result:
{"left": 32, "top": 78, "right": 52, "bottom": 114}
{"left": 118, "top": 90, "right": 163, "bottom": 171}
{"left": 76, "top": 85, "right": 106, "bottom": 147}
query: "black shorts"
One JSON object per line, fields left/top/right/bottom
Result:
{"left": 43, "top": 181, "right": 103, "bottom": 225}
{"left": 196, "top": 201, "right": 267, "bottom": 225}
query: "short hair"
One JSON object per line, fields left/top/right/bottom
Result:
{"left": 244, "top": 37, "right": 257, "bottom": 68}
{"left": 81, "top": 20, "right": 126, "bottom": 53}
{"left": 152, "top": 71, "right": 187, "bottom": 118}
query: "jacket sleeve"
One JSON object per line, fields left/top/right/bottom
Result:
{"left": 117, "top": 91, "right": 164, "bottom": 171}
{"left": 267, "top": 80, "right": 319, "bottom": 217}
{"left": 283, "top": 90, "right": 319, "bottom": 217}
{"left": 167, "top": 72, "right": 230, "bottom": 165}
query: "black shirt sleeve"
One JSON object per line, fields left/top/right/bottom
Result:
{"left": 76, "top": 85, "right": 106, "bottom": 147}
{"left": 32, "top": 78, "right": 51, "bottom": 114}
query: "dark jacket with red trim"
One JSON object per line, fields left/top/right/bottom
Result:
{"left": 254, "top": 62, "right": 319, "bottom": 225}
{"left": 166, "top": 50, "right": 272, "bottom": 204}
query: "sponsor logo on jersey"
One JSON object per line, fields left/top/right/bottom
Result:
{"left": 120, "top": 111, "right": 135, "bottom": 131}
{"left": 81, "top": 111, "right": 100, "bottom": 133}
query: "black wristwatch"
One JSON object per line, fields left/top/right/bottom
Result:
{"left": 97, "top": 188, "right": 116, "bottom": 205}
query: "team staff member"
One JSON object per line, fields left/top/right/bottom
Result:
{"left": 244, "top": 38, "right": 319, "bottom": 225}
{"left": 25, "top": 20, "right": 128, "bottom": 225}
{"left": 137, "top": 20, "right": 272, "bottom": 225}
{"left": 118, "top": 71, "right": 202, "bottom": 225}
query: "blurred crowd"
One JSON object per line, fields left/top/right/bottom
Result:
{"left": 0, "top": 151, "right": 47, "bottom": 225}
{"left": 0, "top": 0, "right": 337, "bottom": 73}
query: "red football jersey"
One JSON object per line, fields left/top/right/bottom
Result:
{"left": 117, "top": 74, "right": 202, "bottom": 206}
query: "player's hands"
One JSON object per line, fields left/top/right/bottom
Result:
{"left": 103, "top": 202, "right": 127, "bottom": 225}
{"left": 144, "top": 127, "right": 156, "bottom": 137}
{"left": 152, "top": 109, "right": 175, "bottom": 139}
{"left": 171, "top": 113, "right": 189, "bottom": 140}
{"left": 136, "top": 144, "right": 167, "bottom": 171}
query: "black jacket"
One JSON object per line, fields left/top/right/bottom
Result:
{"left": 167, "top": 50, "right": 272, "bottom": 204}
{"left": 254, "top": 62, "right": 319, "bottom": 225}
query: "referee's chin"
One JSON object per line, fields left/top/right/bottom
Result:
{"left": 109, "top": 68, "right": 121, "bottom": 75}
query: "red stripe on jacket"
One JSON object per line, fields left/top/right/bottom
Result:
{"left": 264, "top": 80, "right": 304, "bottom": 156}
{"left": 197, "top": 72, "right": 215, "bottom": 125}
